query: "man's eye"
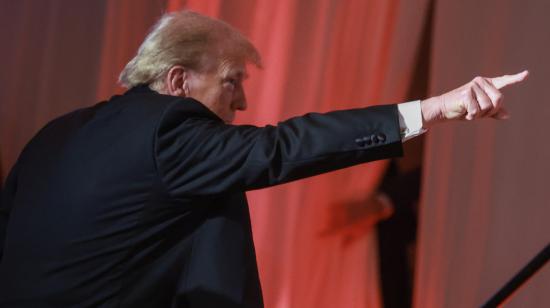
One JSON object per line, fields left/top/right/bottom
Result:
{"left": 225, "top": 78, "right": 239, "bottom": 86}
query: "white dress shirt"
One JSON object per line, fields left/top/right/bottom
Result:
{"left": 397, "top": 100, "right": 427, "bottom": 141}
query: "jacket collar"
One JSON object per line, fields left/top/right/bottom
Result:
{"left": 125, "top": 84, "right": 224, "bottom": 123}
{"left": 125, "top": 84, "right": 155, "bottom": 95}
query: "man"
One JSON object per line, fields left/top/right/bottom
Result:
{"left": 0, "top": 10, "right": 527, "bottom": 308}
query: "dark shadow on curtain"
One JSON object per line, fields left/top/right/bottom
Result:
{"left": 376, "top": 0, "right": 435, "bottom": 307}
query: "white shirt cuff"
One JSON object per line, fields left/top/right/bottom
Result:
{"left": 397, "top": 100, "right": 427, "bottom": 142}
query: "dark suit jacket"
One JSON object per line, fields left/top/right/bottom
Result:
{"left": 0, "top": 85, "right": 403, "bottom": 307}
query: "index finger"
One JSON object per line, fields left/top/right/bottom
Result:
{"left": 489, "top": 70, "right": 529, "bottom": 89}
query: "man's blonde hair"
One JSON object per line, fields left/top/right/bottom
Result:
{"left": 119, "top": 11, "right": 262, "bottom": 91}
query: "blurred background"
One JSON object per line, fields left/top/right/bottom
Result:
{"left": 1, "top": 0, "right": 549, "bottom": 307}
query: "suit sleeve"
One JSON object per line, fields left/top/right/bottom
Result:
{"left": 154, "top": 102, "right": 403, "bottom": 197}
{"left": 0, "top": 159, "right": 19, "bottom": 260}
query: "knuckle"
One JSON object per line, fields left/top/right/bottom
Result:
{"left": 493, "top": 92, "right": 503, "bottom": 103}
{"left": 481, "top": 104, "right": 491, "bottom": 111}
{"left": 473, "top": 76, "right": 483, "bottom": 83}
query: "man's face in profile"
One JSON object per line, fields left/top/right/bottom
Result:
{"left": 186, "top": 59, "right": 249, "bottom": 124}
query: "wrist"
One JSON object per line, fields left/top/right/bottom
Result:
{"left": 420, "top": 97, "right": 443, "bottom": 128}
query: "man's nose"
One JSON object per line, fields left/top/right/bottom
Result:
{"left": 233, "top": 89, "right": 247, "bottom": 111}
{"left": 235, "top": 99, "right": 247, "bottom": 111}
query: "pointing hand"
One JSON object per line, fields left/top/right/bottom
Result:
{"left": 420, "top": 70, "right": 529, "bottom": 128}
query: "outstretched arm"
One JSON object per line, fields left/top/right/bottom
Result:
{"left": 155, "top": 103, "right": 403, "bottom": 197}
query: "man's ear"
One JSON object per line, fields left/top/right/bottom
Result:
{"left": 164, "top": 65, "right": 189, "bottom": 96}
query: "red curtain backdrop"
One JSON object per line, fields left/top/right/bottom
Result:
{"left": 415, "top": 0, "right": 550, "bottom": 307}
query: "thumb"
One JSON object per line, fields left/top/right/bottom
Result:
{"left": 491, "top": 108, "right": 510, "bottom": 120}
